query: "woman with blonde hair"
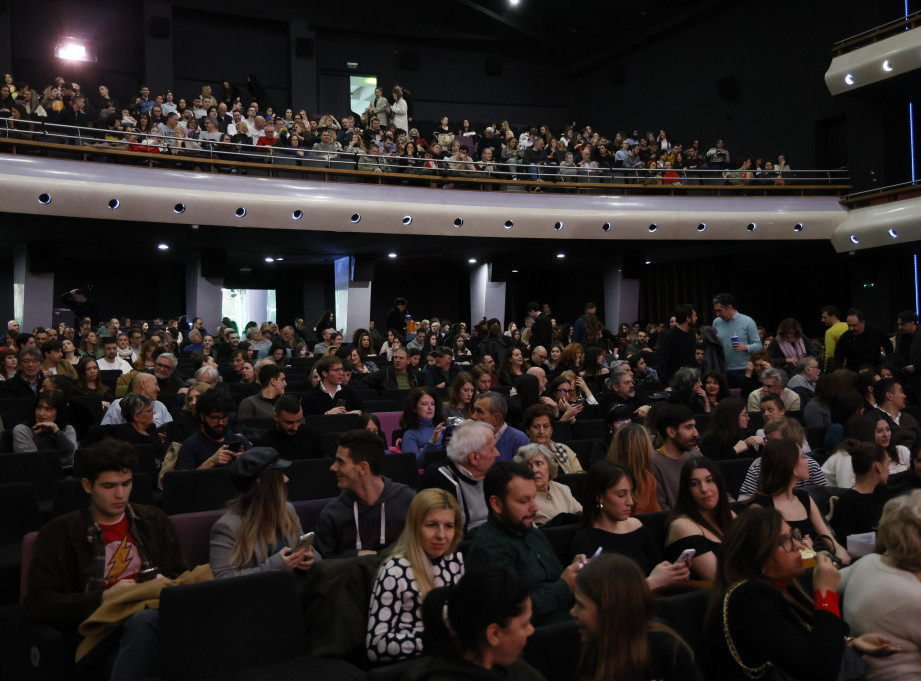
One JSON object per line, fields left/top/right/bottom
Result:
{"left": 607, "top": 423, "right": 660, "bottom": 514}
{"left": 367, "top": 489, "right": 464, "bottom": 663}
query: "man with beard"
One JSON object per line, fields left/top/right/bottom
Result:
{"left": 651, "top": 405, "right": 699, "bottom": 511}
{"left": 465, "top": 461, "right": 584, "bottom": 626}
{"left": 175, "top": 390, "right": 250, "bottom": 469}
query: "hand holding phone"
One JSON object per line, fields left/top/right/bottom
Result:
{"left": 294, "top": 532, "right": 315, "bottom": 552}
{"left": 674, "top": 548, "right": 696, "bottom": 565}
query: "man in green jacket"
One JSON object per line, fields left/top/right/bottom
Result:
{"left": 466, "top": 461, "right": 583, "bottom": 626}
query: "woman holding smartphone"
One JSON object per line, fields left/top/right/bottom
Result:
{"left": 209, "top": 447, "right": 316, "bottom": 579}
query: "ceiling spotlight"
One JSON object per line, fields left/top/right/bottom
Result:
{"left": 645, "top": 259, "right": 652, "bottom": 265}
{"left": 292, "top": 210, "right": 303, "bottom": 220}
{"left": 602, "top": 222, "right": 612, "bottom": 232}
{"left": 747, "top": 222, "right": 757, "bottom": 231}
{"left": 157, "top": 243, "right": 169, "bottom": 250}
{"left": 844, "top": 73, "right": 855, "bottom": 85}
{"left": 504, "top": 220, "right": 514, "bottom": 229}
{"left": 264, "top": 257, "right": 274, "bottom": 263}
{"left": 793, "top": 223, "right": 804, "bottom": 232}
{"left": 38, "top": 193, "right": 52, "bottom": 205}
{"left": 402, "top": 215, "right": 413, "bottom": 225}
{"left": 510, "top": 0, "right": 519, "bottom": 5}
{"left": 468, "top": 258, "right": 477, "bottom": 264}
{"left": 556, "top": 253, "right": 565, "bottom": 259}
{"left": 240, "top": 267, "right": 252, "bottom": 273}
{"left": 697, "top": 223, "right": 707, "bottom": 232}
{"left": 235, "top": 207, "right": 247, "bottom": 218}
{"left": 453, "top": 218, "right": 464, "bottom": 227}
{"left": 173, "top": 203, "right": 185, "bottom": 214}
{"left": 511, "top": 269, "right": 519, "bottom": 273}
{"left": 648, "top": 224, "right": 658, "bottom": 232}
{"left": 883, "top": 60, "right": 893, "bottom": 72}
{"left": 553, "top": 221, "right": 564, "bottom": 231}
{"left": 888, "top": 229, "right": 898, "bottom": 238}
{"left": 275, "top": 257, "right": 284, "bottom": 261}
{"left": 351, "top": 213, "right": 361, "bottom": 223}
{"left": 850, "top": 235, "right": 860, "bottom": 244}
{"left": 108, "top": 199, "right": 120, "bottom": 210}
{"left": 388, "top": 252, "right": 397, "bottom": 259}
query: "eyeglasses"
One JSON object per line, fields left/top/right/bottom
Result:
{"left": 557, "top": 388, "right": 577, "bottom": 395}
{"left": 778, "top": 528, "right": 803, "bottom": 552}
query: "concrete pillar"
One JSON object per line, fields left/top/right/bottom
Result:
{"left": 13, "top": 245, "right": 55, "bottom": 332}
{"left": 289, "top": 19, "right": 318, "bottom": 115}
{"left": 470, "top": 263, "right": 507, "bottom": 329}
{"left": 185, "top": 252, "right": 223, "bottom": 332}
{"left": 603, "top": 259, "right": 640, "bottom": 331}
{"left": 334, "top": 257, "right": 372, "bottom": 340}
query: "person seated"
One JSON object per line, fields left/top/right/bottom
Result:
{"left": 651, "top": 404, "right": 700, "bottom": 511}
{"left": 664, "top": 457, "right": 736, "bottom": 581}
{"left": 768, "top": 318, "right": 820, "bottom": 369}
{"left": 400, "top": 387, "right": 446, "bottom": 465}
{"left": 523, "top": 403, "right": 584, "bottom": 474}
{"left": 108, "top": 393, "right": 166, "bottom": 469}
{"left": 423, "top": 348, "right": 459, "bottom": 389}
{"left": 601, "top": 369, "right": 650, "bottom": 423}
{"left": 422, "top": 421, "right": 498, "bottom": 535}
{"left": 237, "top": 363, "right": 286, "bottom": 419}
{"left": 251, "top": 394, "right": 324, "bottom": 460}
{"left": 221, "top": 349, "right": 246, "bottom": 384}
{"left": 40, "top": 339, "right": 77, "bottom": 380}
{"left": 874, "top": 377, "right": 921, "bottom": 453}
{"left": 746, "top": 368, "right": 801, "bottom": 413}
{"left": 630, "top": 354, "right": 663, "bottom": 395}
{"left": 367, "top": 489, "right": 465, "bottom": 664}
{"left": 786, "top": 355, "right": 821, "bottom": 400}
{"left": 12, "top": 389, "right": 77, "bottom": 466}
{"left": 314, "top": 429, "right": 416, "bottom": 559}
{"left": 208, "top": 447, "right": 316, "bottom": 579}
{"left": 737, "top": 415, "right": 826, "bottom": 500}
{"left": 175, "top": 389, "right": 250, "bottom": 470}
{"left": 698, "top": 397, "right": 763, "bottom": 461}
{"left": 605, "top": 423, "right": 661, "bottom": 514}
{"left": 569, "top": 461, "right": 690, "bottom": 591}
{"left": 839, "top": 491, "right": 921, "bottom": 680}
{"left": 169, "top": 381, "right": 210, "bottom": 444}
{"left": 514, "top": 443, "right": 582, "bottom": 527}
{"left": 0, "top": 346, "right": 44, "bottom": 398}
{"left": 407, "top": 565, "right": 543, "bottom": 680}
{"left": 441, "top": 372, "right": 475, "bottom": 420}
{"left": 823, "top": 413, "right": 911, "bottom": 487}
{"left": 889, "top": 448, "right": 921, "bottom": 494}
{"left": 22, "top": 439, "right": 187, "bottom": 681}
{"left": 706, "top": 507, "right": 896, "bottom": 681}
{"left": 829, "top": 442, "right": 893, "bottom": 541}
{"left": 666, "top": 366, "right": 710, "bottom": 414}
{"left": 471, "top": 391, "right": 530, "bottom": 461}
{"left": 572, "top": 554, "right": 705, "bottom": 681}
{"left": 497, "top": 348, "right": 526, "bottom": 387}
{"left": 101, "top": 372, "right": 171, "bottom": 428}
{"left": 97, "top": 337, "right": 134, "bottom": 375}
{"left": 466, "top": 461, "right": 584, "bottom": 626}
{"left": 300, "top": 354, "right": 363, "bottom": 416}
{"left": 749, "top": 439, "right": 850, "bottom": 563}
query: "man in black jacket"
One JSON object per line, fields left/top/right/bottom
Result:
{"left": 0, "top": 347, "right": 44, "bottom": 398}
{"left": 834, "top": 308, "right": 893, "bottom": 371}
{"left": 252, "top": 395, "right": 324, "bottom": 459}
{"left": 423, "top": 348, "right": 458, "bottom": 389}
{"left": 301, "top": 355, "right": 364, "bottom": 415}
{"left": 526, "top": 301, "right": 552, "bottom": 351}
{"left": 368, "top": 347, "right": 421, "bottom": 391}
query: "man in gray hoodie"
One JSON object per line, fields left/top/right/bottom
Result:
{"left": 314, "top": 429, "right": 416, "bottom": 558}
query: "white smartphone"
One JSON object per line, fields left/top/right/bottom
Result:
{"left": 294, "top": 532, "right": 315, "bottom": 551}
{"left": 674, "top": 548, "right": 696, "bottom": 564}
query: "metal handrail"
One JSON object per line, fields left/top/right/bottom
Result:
{"left": 0, "top": 119, "right": 851, "bottom": 192}
{"left": 832, "top": 10, "right": 921, "bottom": 53}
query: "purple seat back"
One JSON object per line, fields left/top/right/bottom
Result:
{"left": 293, "top": 498, "right": 334, "bottom": 534}
{"left": 169, "top": 509, "right": 225, "bottom": 568}
{"left": 20, "top": 531, "right": 37, "bottom": 603}
{"left": 374, "top": 411, "right": 402, "bottom": 448}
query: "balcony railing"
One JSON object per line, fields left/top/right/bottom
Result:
{"left": 0, "top": 120, "right": 851, "bottom": 197}
{"left": 832, "top": 10, "right": 921, "bottom": 55}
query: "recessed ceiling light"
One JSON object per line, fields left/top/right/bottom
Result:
{"left": 108, "top": 199, "right": 120, "bottom": 209}
{"left": 504, "top": 220, "right": 514, "bottom": 229}
{"left": 38, "top": 193, "right": 52, "bottom": 205}
{"left": 388, "top": 252, "right": 397, "bottom": 258}
{"left": 888, "top": 229, "right": 899, "bottom": 238}
{"left": 292, "top": 210, "right": 303, "bottom": 220}
{"left": 844, "top": 73, "right": 855, "bottom": 85}
{"left": 556, "top": 253, "right": 565, "bottom": 259}
{"left": 850, "top": 235, "right": 860, "bottom": 244}
{"left": 697, "top": 223, "right": 707, "bottom": 232}
{"left": 240, "top": 267, "right": 252, "bottom": 273}
{"left": 453, "top": 218, "right": 463, "bottom": 227}
{"left": 235, "top": 207, "right": 246, "bottom": 218}
{"left": 747, "top": 222, "right": 757, "bottom": 231}
{"left": 648, "top": 224, "right": 657, "bottom": 232}
{"left": 264, "top": 257, "right": 274, "bottom": 263}
{"left": 794, "top": 223, "right": 804, "bottom": 232}
{"left": 157, "top": 243, "right": 169, "bottom": 250}
{"left": 511, "top": 269, "right": 519, "bottom": 273}
{"left": 351, "top": 213, "right": 361, "bottom": 223}
{"left": 645, "top": 259, "right": 652, "bottom": 265}
{"left": 275, "top": 257, "right": 284, "bottom": 261}
{"left": 468, "top": 258, "right": 477, "bottom": 264}
{"left": 173, "top": 203, "right": 185, "bottom": 214}
{"left": 883, "top": 60, "right": 893, "bottom": 72}
{"left": 402, "top": 216, "right": 413, "bottom": 225}
{"left": 602, "top": 222, "right": 612, "bottom": 232}
{"left": 553, "top": 221, "right": 564, "bottom": 231}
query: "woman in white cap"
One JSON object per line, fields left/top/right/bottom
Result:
{"left": 209, "top": 447, "right": 316, "bottom": 579}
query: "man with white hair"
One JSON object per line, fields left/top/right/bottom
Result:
{"left": 472, "top": 391, "right": 530, "bottom": 461}
{"left": 101, "top": 373, "right": 173, "bottom": 427}
{"left": 746, "top": 367, "right": 801, "bottom": 413}
{"left": 192, "top": 365, "right": 221, "bottom": 388}
{"left": 421, "top": 420, "right": 499, "bottom": 536}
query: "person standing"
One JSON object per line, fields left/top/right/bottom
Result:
{"left": 712, "top": 293, "right": 762, "bottom": 388}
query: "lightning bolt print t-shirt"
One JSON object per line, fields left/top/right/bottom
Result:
{"left": 99, "top": 515, "right": 142, "bottom": 587}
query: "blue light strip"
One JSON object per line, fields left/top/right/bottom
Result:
{"left": 912, "top": 102, "right": 917, "bottom": 183}
{"left": 915, "top": 253, "right": 919, "bottom": 318}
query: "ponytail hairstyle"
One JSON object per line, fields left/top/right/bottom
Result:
{"left": 421, "top": 565, "right": 529, "bottom": 665}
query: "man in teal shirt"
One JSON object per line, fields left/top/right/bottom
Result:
{"left": 712, "top": 292, "right": 762, "bottom": 388}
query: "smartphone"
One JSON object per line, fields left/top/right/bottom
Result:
{"left": 335, "top": 399, "right": 347, "bottom": 408}
{"left": 294, "top": 532, "right": 315, "bottom": 552}
{"left": 572, "top": 397, "right": 586, "bottom": 407}
{"left": 674, "top": 548, "right": 696, "bottom": 565}
{"left": 227, "top": 441, "right": 243, "bottom": 453}
{"left": 137, "top": 567, "right": 158, "bottom": 583}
